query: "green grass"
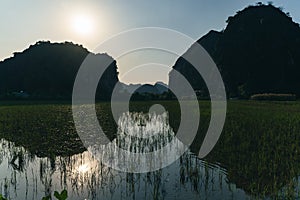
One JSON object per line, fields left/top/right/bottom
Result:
{"left": 207, "top": 101, "right": 300, "bottom": 198}
{"left": 0, "top": 100, "right": 300, "bottom": 198}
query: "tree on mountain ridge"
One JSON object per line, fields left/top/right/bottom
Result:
{"left": 0, "top": 41, "right": 119, "bottom": 100}
{"left": 169, "top": 4, "right": 300, "bottom": 98}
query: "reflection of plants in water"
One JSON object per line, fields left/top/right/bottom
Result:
{"left": 0, "top": 108, "right": 233, "bottom": 199}
{"left": 0, "top": 139, "right": 232, "bottom": 200}
{"left": 10, "top": 150, "right": 25, "bottom": 172}
{"left": 116, "top": 112, "right": 174, "bottom": 153}
{"left": 88, "top": 110, "right": 188, "bottom": 173}
{"left": 2, "top": 102, "right": 300, "bottom": 198}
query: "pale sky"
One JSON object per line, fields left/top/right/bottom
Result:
{"left": 1, "top": 0, "right": 299, "bottom": 84}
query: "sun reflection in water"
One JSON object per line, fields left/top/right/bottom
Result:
{"left": 77, "top": 163, "right": 90, "bottom": 173}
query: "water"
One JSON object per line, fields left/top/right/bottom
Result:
{"left": 0, "top": 111, "right": 250, "bottom": 200}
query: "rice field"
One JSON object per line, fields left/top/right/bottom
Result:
{"left": 0, "top": 100, "right": 300, "bottom": 199}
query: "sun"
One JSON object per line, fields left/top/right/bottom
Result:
{"left": 72, "top": 15, "right": 94, "bottom": 35}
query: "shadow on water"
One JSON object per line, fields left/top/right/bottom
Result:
{"left": 0, "top": 101, "right": 300, "bottom": 199}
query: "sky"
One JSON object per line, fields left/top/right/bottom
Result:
{"left": 1, "top": 0, "right": 300, "bottom": 84}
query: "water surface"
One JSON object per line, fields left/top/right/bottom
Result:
{"left": 0, "top": 111, "right": 249, "bottom": 200}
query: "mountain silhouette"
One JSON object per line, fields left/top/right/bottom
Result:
{"left": 169, "top": 3, "right": 300, "bottom": 98}
{"left": 119, "top": 82, "right": 168, "bottom": 95}
{"left": 0, "top": 41, "right": 119, "bottom": 100}
{"left": 154, "top": 82, "right": 169, "bottom": 94}
{"left": 2, "top": 3, "right": 300, "bottom": 100}
{"left": 134, "top": 82, "right": 168, "bottom": 94}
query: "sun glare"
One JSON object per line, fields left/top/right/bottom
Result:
{"left": 72, "top": 15, "right": 94, "bottom": 35}
{"left": 77, "top": 163, "right": 90, "bottom": 173}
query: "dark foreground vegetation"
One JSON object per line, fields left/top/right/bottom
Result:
{"left": 0, "top": 100, "right": 300, "bottom": 198}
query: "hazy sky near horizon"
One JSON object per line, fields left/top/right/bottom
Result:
{"left": 1, "top": 0, "right": 300, "bottom": 84}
